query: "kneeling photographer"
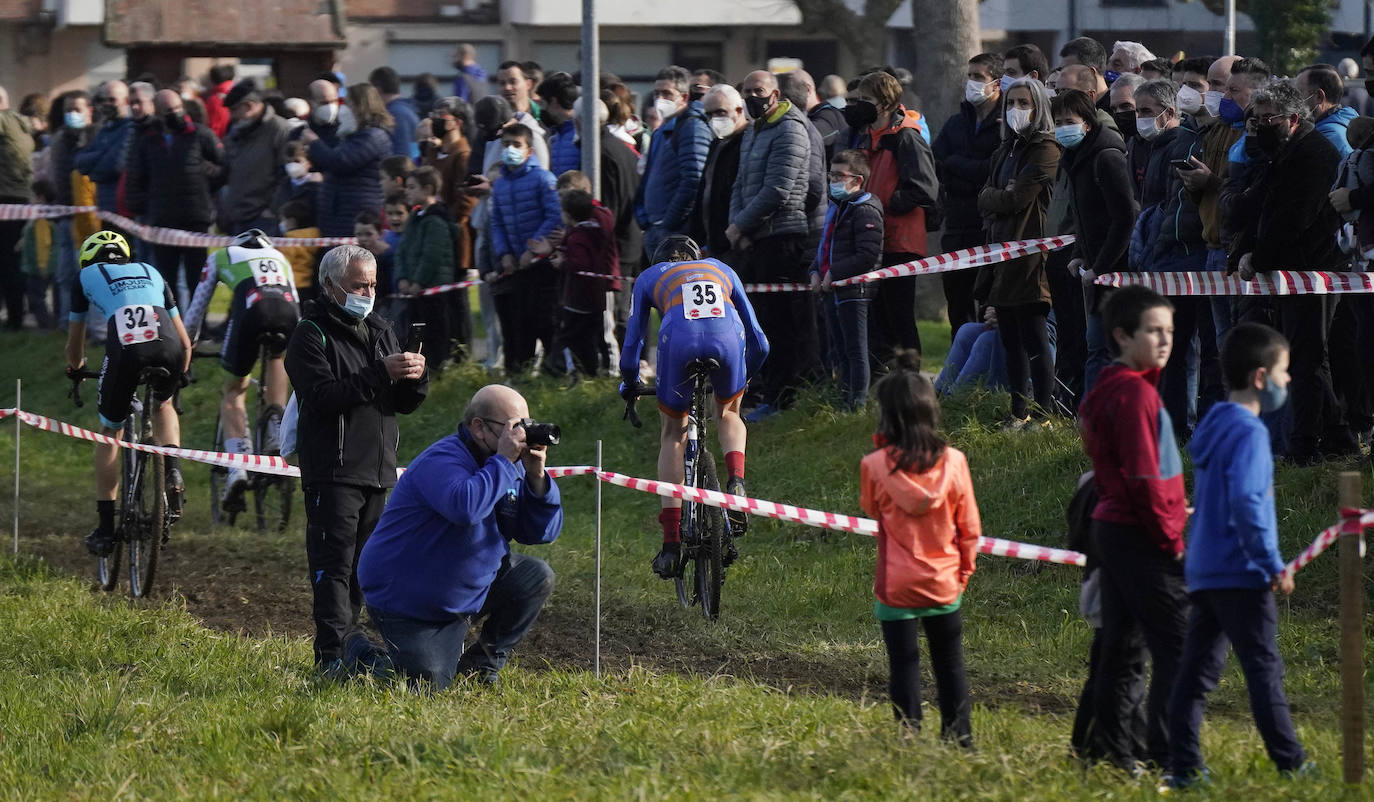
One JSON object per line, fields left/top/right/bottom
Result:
{"left": 357, "top": 384, "right": 563, "bottom": 691}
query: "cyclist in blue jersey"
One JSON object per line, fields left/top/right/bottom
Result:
{"left": 620, "top": 235, "right": 769, "bottom": 578}
{"left": 65, "top": 231, "right": 193, "bottom": 556}
{"left": 183, "top": 229, "right": 300, "bottom": 507}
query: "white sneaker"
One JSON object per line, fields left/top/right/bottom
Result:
{"left": 222, "top": 468, "right": 248, "bottom": 508}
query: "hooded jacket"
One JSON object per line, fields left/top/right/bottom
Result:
{"left": 396, "top": 201, "right": 458, "bottom": 288}
{"left": 1314, "top": 104, "right": 1358, "bottom": 158}
{"left": 1131, "top": 124, "right": 1205, "bottom": 270}
{"left": 489, "top": 157, "right": 561, "bottom": 260}
{"left": 861, "top": 105, "right": 939, "bottom": 255}
{"left": 308, "top": 125, "right": 392, "bottom": 237}
{"left": 1079, "top": 363, "right": 1187, "bottom": 557}
{"left": 860, "top": 446, "right": 981, "bottom": 610}
{"left": 810, "top": 190, "right": 883, "bottom": 299}
{"left": 1184, "top": 402, "right": 1285, "bottom": 590}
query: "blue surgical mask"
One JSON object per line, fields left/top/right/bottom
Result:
{"left": 64, "top": 111, "right": 87, "bottom": 130}
{"left": 1104, "top": 70, "right": 1122, "bottom": 84}
{"left": 1258, "top": 373, "right": 1288, "bottom": 414}
{"left": 1000, "top": 75, "right": 1014, "bottom": 94}
{"left": 501, "top": 145, "right": 527, "bottom": 167}
{"left": 828, "top": 181, "right": 853, "bottom": 201}
{"left": 330, "top": 280, "right": 374, "bottom": 320}
{"left": 827, "top": 96, "right": 847, "bottom": 110}
{"left": 1054, "top": 123, "right": 1086, "bottom": 148}
{"left": 1219, "top": 97, "right": 1245, "bottom": 125}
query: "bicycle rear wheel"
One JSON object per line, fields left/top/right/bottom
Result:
{"left": 253, "top": 404, "right": 293, "bottom": 533}
{"left": 694, "top": 453, "right": 725, "bottom": 621}
{"left": 127, "top": 449, "right": 164, "bottom": 598}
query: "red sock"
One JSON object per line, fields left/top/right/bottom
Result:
{"left": 725, "top": 451, "right": 745, "bottom": 481}
{"left": 659, "top": 507, "right": 682, "bottom": 544}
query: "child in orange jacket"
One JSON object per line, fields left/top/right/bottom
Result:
{"left": 860, "top": 350, "right": 980, "bottom": 746}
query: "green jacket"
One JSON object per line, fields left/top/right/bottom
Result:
{"left": 396, "top": 203, "right": 458, "bottom": 288}
{"left": 0, "top": 110, "right": 34, "bottom": 201}
{"left": 20, "top": 218, "right": 56, "bottom": 278}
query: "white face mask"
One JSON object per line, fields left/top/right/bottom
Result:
{"left": 965, "top": 79, "right": 991, "bottom": 106}
{"left": 1005, "top": 106, "right": 1033, "bottom": 133}
{"left": 1177, "top": 85, "right": 1203, "bottom": 115}
{"left": 1136, "top": 110, "right": 1165, "bottom": 140}
{"left": 827, "top": 96, "right": 847, "bottom": 110}
{"left": 653, "top": 97, "right": 679, "bottom": 123}
{"left": 1203, "top": 90, "right": 1223, "bottom": 118}
{"left": 709, "top": 115, "right": 736, "bottom": 140}
{"left": 284, "top": 161, "right": 307, "bottom": 180}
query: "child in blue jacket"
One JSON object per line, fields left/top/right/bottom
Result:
{"left": 1163, "top": 322, "right": 1310, "bottom": 790}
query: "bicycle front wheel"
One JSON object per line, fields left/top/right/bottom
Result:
{"left": 694, "top": 452, "right": 725, "bottom": 621}
{"left": 253, "top": 405, "right": 293, "bottom": 533}
{"left": 127, "top": 450, "right": 164, "bottom": 599}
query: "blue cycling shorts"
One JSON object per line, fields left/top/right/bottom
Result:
{"left": 654, "top": 321, "right": 747, "bottom": 417}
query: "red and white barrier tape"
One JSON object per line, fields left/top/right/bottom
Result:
{"left": 1279, "top": 509, "right": 1374, "bottom": 581}
{"left": 1096, "top": 270, "right": 1374, "bottom": 296}
{"left": 831, "top": 235, "right": 1076, "bottom": 287}
{"left": 0, "top": 204, "right": 355, "bottom": 249}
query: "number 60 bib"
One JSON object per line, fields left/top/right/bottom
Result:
{"left": 681, "top": 281, "right": 724, "bottom": 320}
{"left": 116, "top": 304, "right": 158, "bottom": 344}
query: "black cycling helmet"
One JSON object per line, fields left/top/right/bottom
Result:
{"left": 230, "top": 228, "right": 273, "bottom": 249}
{"left": 651, "top": 234, "right": 702, "bottom": 265}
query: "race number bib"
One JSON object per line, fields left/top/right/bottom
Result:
{"left": 680, "top": 281, "right": 724, "bottom": 320}
{"left": 250, "top": 257, "right": 289, "bottom": 289}
{"left": 115, "top": 304, "right": 157, "bottom": 345}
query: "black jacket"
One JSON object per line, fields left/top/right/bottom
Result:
{"left": 600, "top": 132, "right": 644, "bottom": 273}
{"left": 694, "top": 131, "right": 744, "bottom": 258}
{"left": 1233, "top": 121, "right": 1345, "bottom": 272}
{"left": 125, "top": 116, "right": 224, "bottom": 229}
{"left": 932, "top": 100, "right": 1003, "bottom": 233}
{"left": 1134, "top": 125, "right": 1205, "bottom": 264}
{"left": 809, "top": 191, "right": 884, "bottom": 299}
{"left": 1062, "top": 123, "right": 1137, "bottom": 274}
{"left": 285, "top": 299, "right": 429, "bottom": 488}
{"left": 808, "top": 102, "right": 849, "bottom": 163}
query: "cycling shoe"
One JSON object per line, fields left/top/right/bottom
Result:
{"left": 652, "top": 544, "right": 682, "bottom": 579}
{"left": 725, "top": 477, "right": 748, "bottom": 535}
{"left": 84, "top": 527, "right": 114, "bottom": 557}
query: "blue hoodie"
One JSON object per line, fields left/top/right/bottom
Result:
{"left": 358, "top": 428, "right": 562, "bottom": 620}
{"left": 1184, "top": 401, "right": 1285, "bottom": 590}
{"left": 1315, "top": 104, "right": 1358, "bottom": 159}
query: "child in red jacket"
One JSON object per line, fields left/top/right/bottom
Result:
{"left": 860, "top": 350, "right": 980, "bottom": 746}
{"left": 552, "top": 187, "right": 620, "bottom": 376}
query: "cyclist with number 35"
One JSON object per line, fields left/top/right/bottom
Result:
{"left": 183, "top": 229, "right": 300, "bottom": 508}
{"left": 619, "top": 235, "right": 769, "bottom": 578}
{"left": 65, "top": 231, "right": 192, "bottom": 557}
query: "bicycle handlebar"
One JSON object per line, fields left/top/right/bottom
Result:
{"left": 66, "top": 367, "right": 100, "bottom": 408}
{"left": 622, "top": 384, "right": 657, "bottom": 429}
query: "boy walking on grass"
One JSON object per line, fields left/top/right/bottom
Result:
{"left": 1161, "top": 322, "right": 1311, "bottom": 791}
{"left": 1077, "top": 285, "right": 1189, "bottom": 773}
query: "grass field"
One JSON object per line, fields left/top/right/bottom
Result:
{"left": 0, "top": 321, "right": 1369, "bottom": 800}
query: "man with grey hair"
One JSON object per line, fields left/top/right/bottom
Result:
{"left": 1233, "top": 79, "right": 1352, "bottom": 463}
{"left": 0, "top": 83, "right": 33, "bottom": 329}
{"left": 694, "top": 83, "right": 748, "bottom": 257}
{"left": 285, "top": 244, "right": 429, "bottom": 675}
{"left": 1108, "top": 41, "right": 1156, "bottom": 82}
{"left": 635, "top": 65, "right": 711, "bottom": 261}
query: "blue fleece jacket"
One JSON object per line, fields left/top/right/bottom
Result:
{"left": 1315, "top": 104, "right": 1357, "bottom": 159}
{"left": 1184, "top": 401, "right": 1285, "bottom": 590}
{"left": 358, "top": 428, "right": 562, "bottom": 620}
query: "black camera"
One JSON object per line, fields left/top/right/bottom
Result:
{"left": 519, "top": 418, "right": 561, "bottom": 447}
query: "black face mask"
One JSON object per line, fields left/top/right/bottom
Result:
{"left": 1254, "top": 122, "right": 1288, "bottom": 155}
{"left": 1113, "top": 110, "right": 1138, "bottom": 140}
{"left": 843, "top": 99, "right": 879, "bottom": 129}
{"left": 163, "top": 112, "right": 185, "bottom": 131}
{"left": 431, "top": 116, "right": 452, "bottom": 136}
{"left": 1366, "top": 79, "right": 1374, "bottom": 96}
{"left": 744, "top": 95, "right": 771, "bottom": 120}
{"left": 689, "top": 84, "right": 709, "bottom": 102}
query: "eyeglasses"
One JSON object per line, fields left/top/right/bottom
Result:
{"left": 826, "top": 171, "right": 856, "bottom": 181}
{"left": 1253, "top": 112, "right": 1290, "bottom": 126}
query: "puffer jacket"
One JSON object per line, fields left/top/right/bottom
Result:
{"left": 810, "top": 191, "right": 883, "bottom": 299}
{"left": 396, "top": 202, "right": 458, "bottom": 288}
{"left": 861, "top": 106, "right": 940, "bottom": 256}
{"left": 489, "top": 158, "right": 561, "bottom": 259}
{"left": 222, "top": 106, "right": 292, "bottom": 225}
{"left": 124, "top": 115, "right": 224, "bottom": 229}
{"left": 73, "top": 116, "right": 133, "bottom": 212}
{"left": 977, "top": 130, "right": 1060, "bottom": 307}
{"left": 730, "top": 100, "right": 812, "bottom": 240}
{"left": 860, "top": 445, "right": 981, "bottom": 610}
{"left": 308, "top": 125, "right": 392, "bottom": 237}
{"left": 548, "top": 118, "right": 581, "bottom": 177}
{"left": 635, "top": 101, "right": 711, "bottom": 233}
{"left": 933, "top": 100, "right": 1002, "bottom": 234}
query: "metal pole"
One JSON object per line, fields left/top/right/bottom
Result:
{"left": 12, "top": 379, "right": 19, "bottom": 555}
{"left": 1224, "top": 0, "right": 1236, "bottom": 57}
{"left": 580, "top": 0, "right": 602, "bottom": 200}
{"left": 1338, "top": 472, "right": 1365, "bottom": 784}
{"left": 594, "top": 439, "right": 603, "bottom": 679}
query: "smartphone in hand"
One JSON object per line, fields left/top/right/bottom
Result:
{"left": 1171, "top": 158, "right": 1198, "bottom": 171}
{"left": 405, "top": 322, "right": 426, "bottom": 354}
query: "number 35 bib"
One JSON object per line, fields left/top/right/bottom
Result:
{"left": 681, "top": 281, "right": 724, "bottom": 320}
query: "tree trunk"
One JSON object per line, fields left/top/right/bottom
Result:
{"left": 908, "top": 0, "right": 980, "bottom": 135}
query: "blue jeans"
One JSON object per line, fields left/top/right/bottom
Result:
{"left": 822, "top": 293, "right": 870, "bottom": 408}
{"left": 1167, "top": 589, "right": 1306, "bottom": 775}
{"left": 1083, "top": 284, "right": 1110, "bottom": 397}
{"left": 1205, "top": 248, "right": 1232, "bottom": 352}
{"left": 936, "top": 322, "right": 1007, "bottom": 393}
{"left": 369, "top": 552, "right": 554, "bottom": 691}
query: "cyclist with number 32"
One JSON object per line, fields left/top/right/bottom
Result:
{"left": 65, "top": 231, "right": 192, "bottom": 557}
{"left": 619, "top": 235, "right": 769, "bottom": 578}
{"left": 183, "top": 229, "right": 300, "bottom": 508}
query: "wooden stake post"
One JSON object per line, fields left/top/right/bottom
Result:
{"left": 1338, "top": 471, "right": 1364, "bottom": 785}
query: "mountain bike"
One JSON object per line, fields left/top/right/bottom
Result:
{"left": 207, "top": 332, "right": 294, "bottom": 533}
{"left": 69, "top": 366, "right": 178, "bottom": 598}
{"left": 624, "top": 358, "right": 735, "bottom": 621}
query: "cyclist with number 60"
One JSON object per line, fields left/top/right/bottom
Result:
{"left": 183, "top": 229, "right": 300, "bottom": 508}
{"left": 65, "top": 231, "right": 192, "bottom": 556}
{"left": 619, "top": 235, "right": 769, "bottom": 578}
